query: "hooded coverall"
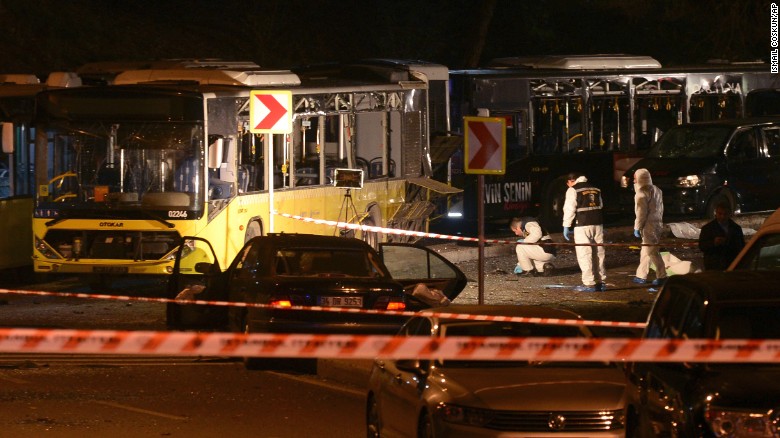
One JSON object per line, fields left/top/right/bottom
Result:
{"left": 513, "top": 218, "right": 556, "bottom": 272}
{"left": 562, "top": 175, "right": 606, "bottom": 287}
{"left": 633, "top": 168, "right": 667, "bottom": 281}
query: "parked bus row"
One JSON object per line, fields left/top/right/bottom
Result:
{"left": 2, "top": 54, "right": 778, "bottom": 280}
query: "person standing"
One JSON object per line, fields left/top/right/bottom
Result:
{"left": 510, "top": 217, "right": 556, "bottom": 277}
{"left": 699, "top": 202, "right": 745, "bottom": 270}
{"left": 632, "top": 168, "right": 667, "bottom": 286}
{"left": 562, "top": 172, "right": 607, "bottom": 292}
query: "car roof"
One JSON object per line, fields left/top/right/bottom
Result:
{"left": 248, "top": 233, "right": 373, "bottom": 249}
{"left": 665, "top": 270, "right": 780, "bottom": 304}
{"left": 418, "top": 304, "right": 583, "bottom": 320}
{"left": 673, "top": 116, "right": 780, "bottom": 129}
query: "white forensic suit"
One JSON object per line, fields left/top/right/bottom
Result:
{"left": 562, "top": 175, "right": 606, "bottom": 288}
{"left": 515, "top": 219, "right": 556, "bottom": 273}
{"left": 633, "top": 168, "right": 667, "bottom": 282}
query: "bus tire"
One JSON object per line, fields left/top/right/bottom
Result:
{"left": 540, "top": 177, "right": 569, "bottom": 232}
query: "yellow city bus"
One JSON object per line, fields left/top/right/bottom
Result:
{"left": 0, "top": 72, "right": 81, "bottom": 272}
{"left": 31, "top": 60, "right": 456, "bottom": 280}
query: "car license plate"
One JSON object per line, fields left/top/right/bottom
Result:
{"left": 319, "top": 296, "right": 363, "bottom": 307}
{"left": 93, "top": 266, "right": 129, "bottom": 274}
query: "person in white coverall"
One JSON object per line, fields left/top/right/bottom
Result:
{"left": 632, "top": 168, "right": 667, "bottom": 285}
{"left": 510, "top": 217, "right": 556, "bottom": 277}
{"left": 562, "top": 172, "right": 606, "bottom": 292}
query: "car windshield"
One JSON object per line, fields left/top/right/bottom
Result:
{"left": 732, "top": 233, "right": 780, "bottom": 271}
{"left": 274, "top": 248, "right": 386, "bottom": 278}
{"left": 713, "top": 304, "right": 780, "bottom": 339}
{"left": 646, "top": 125, "right": 732, "bottom": 158}
{"left": 436, "top": 320, "right": 607, "bottom": 368}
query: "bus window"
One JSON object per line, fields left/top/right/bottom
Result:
{"left": 588, "top": 95, "right": 631, "bottom": 151}
{"left": 690, "top": 92, "right": 743, "bottom": 121}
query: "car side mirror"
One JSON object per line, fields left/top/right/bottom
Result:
{"left": 195, "top": 262, "right": 219, "bottom": 275}
{"left": 395, "top": 359, "right": 430, "bottom": 373}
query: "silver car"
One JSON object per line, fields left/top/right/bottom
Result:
{"left": 366, "top": 305, "right": 628, "bottom": 437}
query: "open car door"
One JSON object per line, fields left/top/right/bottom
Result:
{"left": 166, "top": 236, "right": 227, "bottom": 329}
{"left": 379, "top": 242, "right": 468, "bottom": 310}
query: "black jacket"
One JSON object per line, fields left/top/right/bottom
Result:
{"left": 698, "top": 219, "right": 745, "bottom": 271}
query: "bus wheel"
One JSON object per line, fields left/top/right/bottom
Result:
{"left": 540, "top": 177, "right": 568, "bottom": 232}
{"left": 244, "top": 220, "right": 263, "bottom": 243}
{"left": 88, "top": 274, "right": 112, "bottom": 292}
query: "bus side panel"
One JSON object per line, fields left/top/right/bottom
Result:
{"left": 268, "top": 181, "right": 405, "bottom": 235}
{"left": 0, "top": 196, "right": 32, "bottom": 269}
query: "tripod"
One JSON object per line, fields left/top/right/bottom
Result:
{"left": 337, "top": 189, "right": 359, "bottom": 237}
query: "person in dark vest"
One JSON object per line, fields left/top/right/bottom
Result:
{"left": 698, "top": 202, "right": 745, "bottom": 270}
{"left": 510, "top": 217, "right": 556, "bottom": 277}
{"left": 562, "top": 172, "right": 606, "bottom": 292}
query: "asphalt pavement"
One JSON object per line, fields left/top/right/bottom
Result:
{"left": 317, "top": 211, "right": 772, "bottom": 388}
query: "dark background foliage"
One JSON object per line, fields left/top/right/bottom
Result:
{"left": 0, "top": 0, "right": 770, "bottom": 75}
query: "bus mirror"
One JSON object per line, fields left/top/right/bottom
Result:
{"left": 2, "top": 122, "right": 13, "bottom": 153}
{"left": 208, "top": 135, "right": 224, "bottom": 169}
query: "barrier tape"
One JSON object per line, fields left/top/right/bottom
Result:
{"left": 0, "top": 328, "right": 778, "bottom": 362}
{"left": 273, "top": 211, "right": 698, "bottom": 248}
{"left": 0, "top": 288, "right": 647, "bottom": 329}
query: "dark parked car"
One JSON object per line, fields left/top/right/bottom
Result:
{"left": 619, "top": 118, "right": 780, "bottom": 218}
{"left": 625, "top": 270, "right": 780, "bottom": 437}
{"left": 367, "top": 305, "right": 629, "bottom": 438}
{"left": 166, "top": 233, "right": 467, "bottom": 341}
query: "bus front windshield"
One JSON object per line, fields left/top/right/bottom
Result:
{"left": 646, "top": 125, "right": 732, "bottom": 158}
{"left": 37, "top": 120, "right": 205, "bottom": 212}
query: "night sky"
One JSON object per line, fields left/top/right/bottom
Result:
{"left": 0, "top": 1, "right": 771, "bottom": 75}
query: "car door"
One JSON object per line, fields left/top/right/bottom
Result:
{"left": 376, "top": 316, "right": 434, "bottom": 437}
{"left": 725, "top": 126, "right": 776, "bottom": 211}
{"left": 759, "top": 124, "right": 780, "bottom": 209}
{"left": 379, "top": 242, "right": 467, "bottom": 309}
{"left": 166, "top": 236, "right": 227, "bottom": 329}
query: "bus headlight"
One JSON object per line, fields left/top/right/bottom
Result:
{"left": 34, "top": 236, "right": 63, "bottom": 259}
{"left": 620, "top": 175, "right": 631, "bottom": 188}
{"left": 675, "top": 175, "right": 702, "bottom": 188}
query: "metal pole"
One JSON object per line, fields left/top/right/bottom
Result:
{"left": 267, "top": 133, "right": 274, "bottom": 233}
{"left": 478, "top": 174, "right": 485, "bottom": 305}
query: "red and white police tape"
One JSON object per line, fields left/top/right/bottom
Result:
{"left": 0, "top": 328, "right": 778, "bottom": 362}
{"left": 0, "top": 288, "right": 646, "bottom": 329}
{"left": 273, "top": 211, "right": 698, "bottom": 248}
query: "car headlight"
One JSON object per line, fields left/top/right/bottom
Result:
{"left": 675, "top": 175, "right": 702, "bottom": 188}
{"left": 705, "top": 406, "right": 779, "bottom": 437}
{"left": 435, "top": 403, "right": 494, "bottom": 427}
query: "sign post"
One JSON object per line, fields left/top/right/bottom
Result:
{"left": 464, "top": 116, "right": 506, "bottom": 305}
{"left": 250, "top": 90, "right": 293, "bottom": 232}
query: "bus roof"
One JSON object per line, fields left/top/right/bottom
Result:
{"left": 488, "top": 54, "right": 662, "bottom": 70}
{"left": 113, "top": 68, "right": 301, "bottom": 87}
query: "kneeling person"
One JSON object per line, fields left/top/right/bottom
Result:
{"left": 510, "top": 217, "right": 556, "bottom": 277}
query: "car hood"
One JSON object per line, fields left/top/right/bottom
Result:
{"left": 628, "top": 156, "right": 718, "bottom": 187}
{"left": 697, "top": 365, "right": 780, "bottom": 409}
{"left": 429, "top": 364, "right": 626, "bottom": 410}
